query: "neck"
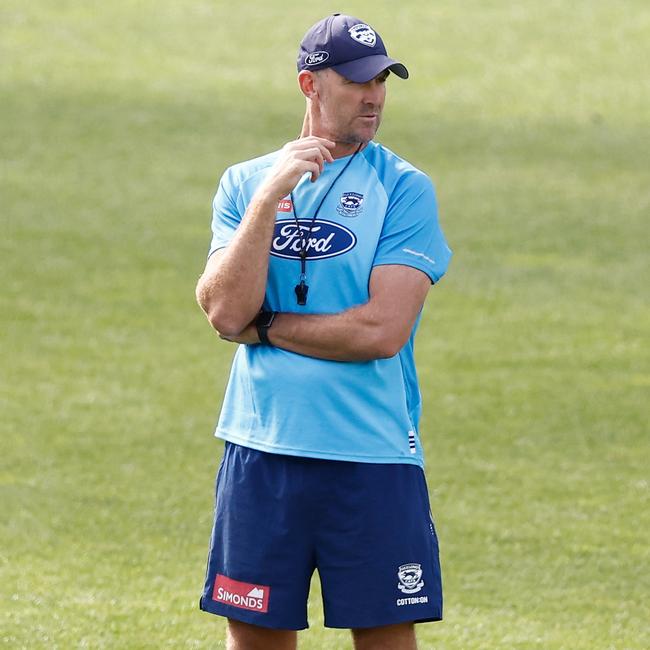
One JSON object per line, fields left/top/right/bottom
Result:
{"left": 332, "top": 140, "right": 366, "bottom": 159}
{"left": 313, "top": 128, "right": 366, "bottom": 159}
{"left": 301, "top": 110, "right": 368, "bottom": 159}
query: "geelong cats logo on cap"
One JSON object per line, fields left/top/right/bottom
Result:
{"left": 270, "top": 219, "right": 356, "bottom": 259}
{"left": 337, "top": 192, "right": 364, "bottom": 217}
{"left": 348, "top": 24, "right": 376, "bottom": 48}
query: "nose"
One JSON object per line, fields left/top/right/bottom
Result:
{"left": 362, "top": 78, "right": 385, "bottom": 106}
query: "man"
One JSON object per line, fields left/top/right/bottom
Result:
{"left": 196, "top": 13, "right": 452, "bottom": 650}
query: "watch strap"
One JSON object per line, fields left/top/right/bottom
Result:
{"left": 255, "top": 310, "right": 276, "bottom": 346}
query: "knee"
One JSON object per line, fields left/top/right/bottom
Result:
{"left": 352, "top": 622, "right": 417, "bottom": 650}
{"left": 226, "top": 618, "right": 297, "bottom": 650}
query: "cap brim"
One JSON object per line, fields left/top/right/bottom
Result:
{"left": 331, "top": 55, "right": 409, "bottom": 83}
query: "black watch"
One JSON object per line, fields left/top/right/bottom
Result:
{"left": 255, "top": 310, "right": 277, "bottom": 346}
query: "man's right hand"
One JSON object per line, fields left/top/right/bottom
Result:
{"left": 257, "top": 136, "right": 336, "bottom": 201}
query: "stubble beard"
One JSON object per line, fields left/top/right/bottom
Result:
{"left": 336, "top": 115, "right": 382, "bottom": 145}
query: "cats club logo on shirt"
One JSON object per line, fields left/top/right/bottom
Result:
{"left": 337, "top": 191, "right": 364, "bottom": 217}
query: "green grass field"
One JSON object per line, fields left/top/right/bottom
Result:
{"left": 2, "top": 1, "right": 648, "bottom": 648}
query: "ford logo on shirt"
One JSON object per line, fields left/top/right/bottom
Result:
{"left": 270, "top": 219, "right": 356, "bottom": 260}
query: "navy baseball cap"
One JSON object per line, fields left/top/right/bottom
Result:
{"left": 297, "top": 14, "right": 409, "bottom": 83}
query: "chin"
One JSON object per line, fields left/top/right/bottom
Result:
{"left": 341, "top": 129, "right": 378, "bottom": 145}
{"left": 359, "top": 130, "right": 378, "bottom": 143}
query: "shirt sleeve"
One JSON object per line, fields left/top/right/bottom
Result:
{"left": 372, "top": 171, "right": 452, "bottom": 283}
{"left": 207, "top": 168, "right": 242, "bottom": 258}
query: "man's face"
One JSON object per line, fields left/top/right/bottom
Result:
{"left": 313, "top": 68, "right": 388, "bottom": 144}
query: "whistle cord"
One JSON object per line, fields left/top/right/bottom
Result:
{"left": 289, "top": 143, "right": 362, "bottom": 305}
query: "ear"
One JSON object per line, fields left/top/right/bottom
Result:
{"left": 298, "top": 70, "right": 318, "bottom": 99}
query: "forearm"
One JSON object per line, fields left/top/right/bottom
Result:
{"left": 196, "top": 193, "right": 277, "bottom": 335}
{"left": 221, "top": 266, "right": 430, "bottom": 360}
{"left": 268, "top": 304, "right": 402, "bottom": 362}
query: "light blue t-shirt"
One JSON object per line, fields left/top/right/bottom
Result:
{"left": 207, "top": 140, "right": 451, "bottom": 467}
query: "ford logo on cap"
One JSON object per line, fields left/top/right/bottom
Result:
{"left": 305, "top": 51, "right": 329, "bottom": 66}
{"left": 271, "top": 219, "right": 356, "bottom": 260}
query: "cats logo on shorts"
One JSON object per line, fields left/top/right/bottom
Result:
{"left": 397, "top": 563, "right": 424, "bottom": 594}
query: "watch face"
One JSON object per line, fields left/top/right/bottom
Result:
{"left": 258, "top": 311, "right": 275, "bottom": 328}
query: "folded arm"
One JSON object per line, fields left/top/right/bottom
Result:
{"left": 221, "top": 264, "right": 432, "bottom": 362}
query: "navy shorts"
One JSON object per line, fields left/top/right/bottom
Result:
{"left": 199, "top": 442, "right": 443, "bottom": 630}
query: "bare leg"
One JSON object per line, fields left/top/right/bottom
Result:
{"left": 226, "top": 619, "right": 297, "bottom": 650}
{"left": 351, "top": 622, "right": 418, "bottom": 650}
